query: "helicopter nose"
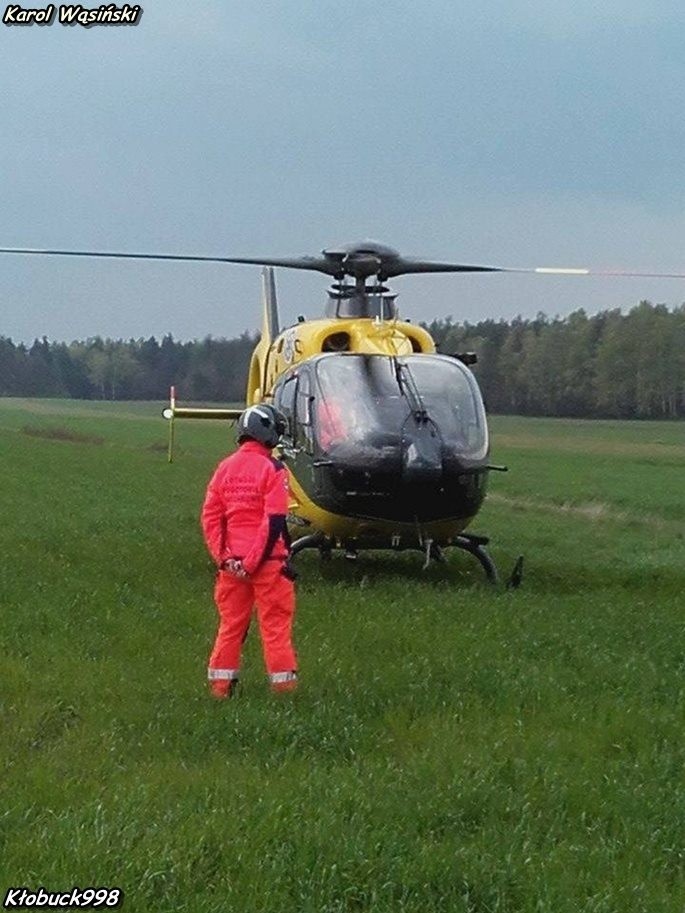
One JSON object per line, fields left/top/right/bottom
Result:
{"left": 401, "top": 424, "right": 442, "bottom": 484}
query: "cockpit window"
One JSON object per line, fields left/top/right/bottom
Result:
{"left": 313, "top": 354, "right": 488, "bottom": 460}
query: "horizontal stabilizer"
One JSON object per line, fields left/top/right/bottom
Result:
{"left": 163, "top": 386, "right": 244, "bottom": 462}
{"left": 162, "top": 406, "right": 242, "bottom": 421}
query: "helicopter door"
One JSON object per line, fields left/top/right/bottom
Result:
{"left": 295, "top": 369, "right": 314, "bottom": 453}
{"left": 273, "top": 371, "right": 298, "bottom": 449}
{"left": 272, "top": 368, "right": 314, "bottom": 452}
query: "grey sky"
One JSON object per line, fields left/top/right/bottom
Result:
{"left": 2, "top": 0, "right": 685, "bottom": 342}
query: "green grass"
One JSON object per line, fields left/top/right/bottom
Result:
{"left": 1, "top": 401, "right": 683, "bottom": 912}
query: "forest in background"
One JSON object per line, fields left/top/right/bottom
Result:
{"left": 1, "top": 301, "right": 684, "bottom": 419}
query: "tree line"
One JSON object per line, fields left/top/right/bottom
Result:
{"left": 1, "top": 301, "right": 684, "bottom": 418}
{"left": 0, "top": 333, "right": 257, "bottom": 403}
{"left": 426, "top": 301, "right": 685, "bottom": 419}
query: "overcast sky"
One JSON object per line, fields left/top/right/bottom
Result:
{"left": 2, "top": 0, "right": 685, "bottom": 342}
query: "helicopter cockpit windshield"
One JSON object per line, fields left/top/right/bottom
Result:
{"left": 313, "top": 354, "right": 488, "bottom": 463}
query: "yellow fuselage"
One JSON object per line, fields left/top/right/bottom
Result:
{"left": 248, "top": 316, "right": 477, "bottom": 547}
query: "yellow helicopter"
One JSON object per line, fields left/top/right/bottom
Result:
{"left": 3, "top": 239, "right": 683, "bottom": 583}
{"left": 163, "top": 240, "right": 508, "bottom": 582}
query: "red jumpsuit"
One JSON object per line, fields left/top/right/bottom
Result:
{"left": 201, "top": 440, "right": 297, "bottom": 692}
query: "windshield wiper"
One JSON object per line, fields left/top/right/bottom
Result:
{"left": 392, "top": 357, "right": 430, "bottom": 422}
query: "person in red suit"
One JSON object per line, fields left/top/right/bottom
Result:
{"left": 201, "top": 404, "right": 297, "bottom": 698}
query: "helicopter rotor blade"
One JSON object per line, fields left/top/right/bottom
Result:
{"left": 384, "top": 258, "right": 685, "bottom": 280}
{"left": 516, "top": 266, "right": 685, "bottom": 279}
{"left": 218, "top": 255, "right": 338, "bottom": 274}
{"left": 3, "top": 245, "right": 685, "bottom": 282}
{"left": 382, "top": 259, "right": 506, "bottom": 277}
{"left": 0, "top": 247, "right": 339, "bottom": 274}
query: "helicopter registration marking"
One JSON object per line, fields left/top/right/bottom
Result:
{"left": 283, "top": 329, "right": 298, "bottom": 364}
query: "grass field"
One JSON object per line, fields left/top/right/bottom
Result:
{"left": 1, "top": 398, "right": 683, "bottom": 912}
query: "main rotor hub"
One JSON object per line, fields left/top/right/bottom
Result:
{"left": 322, "top": 241, "right": 402, "bottom": 281}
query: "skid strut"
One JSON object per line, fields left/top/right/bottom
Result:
{"left": 450, "top": 533, "right": 498, "bottom": 584}
{"left": 290, "top": 532, "right": 329, "bottom": 557}
{"left": 290, "top": 531, "right": 501, "bottom": 585}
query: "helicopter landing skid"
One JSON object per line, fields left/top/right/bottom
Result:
{"left": 448, "top": 533, "right": 498, "bottom": 585}
{"left": 290, "top": 531, "right": 330, "bottom": 558}
{"left": 290, "top": 530, "right": 499, "bottom": 585}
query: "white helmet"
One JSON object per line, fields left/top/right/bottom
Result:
{"left": 237, "top": 404, "right": 287, "bottom": 448}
